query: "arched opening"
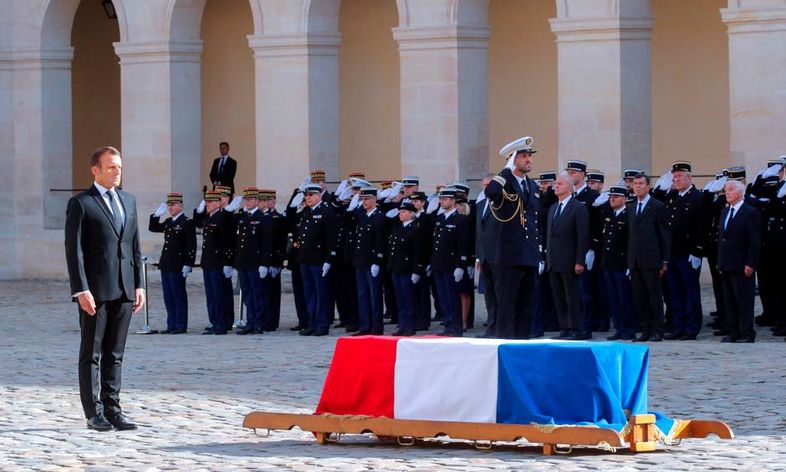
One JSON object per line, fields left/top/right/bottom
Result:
{"left": 651, "top": 0, "right": 729, "bottom": 180}
{"left": 487, "top": 0, "right": 557, "bottom": 175}
{"left": 71, "top": 0, "right": 121, "bottom": 190}
{"left": 200, "top": 0, "right": 255, "bottom": 191}
{"left": 338, "top": 0, "right": 400, "bottom": 182}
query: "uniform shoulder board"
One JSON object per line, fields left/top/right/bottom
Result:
{"left": 492, "top": 175, "right": 507, "bottom": 186}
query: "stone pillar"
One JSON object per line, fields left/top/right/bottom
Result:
{"left": 721, "top": 2, "right": 786, "bottom": 170}
{"left": 114, "top": 40, "right": 203, "bottom": 238}
{"left": 550, "top": 1, "right": 653, "bottom": 181}
{"left": 393, "top": 25, "right": 490, "bottom": 191}
{"left": 248, "top": 33, "right": 341, "bottom": 190}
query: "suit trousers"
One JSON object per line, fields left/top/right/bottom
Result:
{"left": 356, "top": 268, "right": 383, "bottom": 334}
{"left": 299, "top": 263, "right": 331, "bottom": 332}
{"left": 602, "top": 269, "right": 636, "bottom": 337}
{"left": 416, "top": 276, "right": 431, "bottom": 330}
{"left": 203, "top": 270, "right": 227, "bottom": 333}
{"left": 334, "top": 261, "right": 358, "bottom": 327}
{"left": 78, "top": 298, "right": 133, "bottom": 419}
{"left": 392, "top": 273, "right": 416, "bottom": 333}
{"left": 721, "top": 271, "right": 756, "bottom": 339}
{"left": 549, "top": 271, "right": 582, "bottom": 332}
{"left": 290, "top": 265, "right": 309, "bottom": 327}
{"left": 262, "top": 273, "right": 282, "bottom": 330}
{"left": 494, "top": 265, "right": 536, "bottom": 339}
{"left": 238, "top": 269, "right": 265, "bottom": 330}
{"left": 433, "top": 271, "right": 462, "bottom": 336}
{"left": 705, "top": 244, "right": 725, "bottom": 321}
{"left": 630, "top": 266, "right": 665, "bottom": 335}
{"left": 222, "top": 276, "right": 235, "bottom": 330}
{"left": 665, "top": 257, "right": 703, "bottom": 336}
{"left": 480, "top": 261, "right": 498, "bottom": 336}
{"left": 161, "top": 271, "right": 188, "bottom": 331}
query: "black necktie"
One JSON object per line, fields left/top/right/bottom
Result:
{"left": 554, "top": 202, "right": 563, "bottom": 221}
{"left": 637, "top": 202, "right": 643, "bottom": 216}
{"left": 107, "top": 190, "right": 124, "bottom": 232}
{"left": 218, "top": 157, "right": 224, "bottom": 175}
{"left": 725, "top": 207, "right": 735, "bottom": 230}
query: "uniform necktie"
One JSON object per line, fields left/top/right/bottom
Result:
{"left": 725, "top": 207, "right": 735, "bottom": 230}
{"left": 554, "top": 202, "right": 563, "bottom": 221}
{"left": 107, "top": 190, "right": 124, "bottom": 232}
{"left": 637, "top": 202, "right": 643, "bottom": 216}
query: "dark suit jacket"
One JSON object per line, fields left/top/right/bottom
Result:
{"left": 209, "top": 156, "right": 237, "bottom": 194}
{"left": 546, "top": 197, "right": 589, "bottom": 273}
{"left": 475, "top": 199, "right": 500, "bottom": 265}
{"left": 627, "top": 197, "right": 670, "bottom": 270}
{"left": 148, "top": 213, "right": 196, "bottom": 272}
{"left": 718, "top": 203, "right": 761, "bottom": 272}
{"left": 65, "top": 185, "right": 143, "bottom": 303}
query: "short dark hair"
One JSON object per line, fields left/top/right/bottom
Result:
{"left": 633, "top": 172, "right": 650, "bottom": 185}
{"left": 219, "top": 141, "right": 230, "bottom": 148}
{"left": 90, "top": 146, "right": 120, "bottom": 168}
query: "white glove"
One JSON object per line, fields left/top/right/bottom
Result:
{"left": 386, "top": 182, "right": 404, "bottom": 202}
{"left": 182, "top": 265, "right": 192, "bottom": 278}
{"left": 271, "top": 267, "right": 281, "bottom": 278}
{"left": 467, "top": 266, "right": 475, "bottom": 279}
{"left": 258, "top": 266, "right": 269, "bottom": 279}
{"left": 626, "top": 268, "right": 631, "bottom": 279}
{"left": 592, "top": 192, "right": 609, "bottom": 207}
{"left": 377, "top": 188, "right": 391, "bottom": 201}
{"left": 322, "top": 263, "right": 331, "bottom": 277}
{"left": 778, "top": 183, "right": 786, "bottom": 199}
{"left": 222, "top": 266, "right": 233, "bottom": 279}
{"left": 298, "top": 176, "right": 311, "bottom": 192}
{"left": 370, "top": 264, "right": 380, "bottom": 278}
{"left": 411, "top": 273, "right": 420, "bottom": 284}
{"left": 585, "top": 250, "right": 595, "bottom": 271}
{"left": 426, "top": 265, "right": 432, "bottom": 277}
{"left": 476, "top": 191, "right": 487, "bottom": 204}
{"left": 335, "top": 179, "right": 348, "bottom": 196}
{"left": 426, "top": 198, "right": 439, "bottom": 214}
{"left": 347, "top": 193, "right": 360, "bottom": 212}
{"left": 763, "top": 164, "right": 783, "bottom": 179}
{"left": 657, "top": 170, "right": 673, "bottom": 192}
{"left": 688, "top": 255, "right": 702, "bottom": 270}
{"left": 197, "top": 200, "right": 206, "bottom": 213}
{"left": 708, "top": 176, "right": 728, "bottom": 193}
{"left": 453, "top": 267, "right": 464, "bottom": 283}
{"left": 289, "top": 191, "right": 304, "bottom": 208}
{"left": 386, "top": 208, "right": 399, "bottom": 219}
{"left": 226, "top": 195, "right": 242, "bottom": 212}
{"left": 538, "top": 261, "right": 545, "bottom": 275}
{"left": 702, "top": 179, "right": 714, "bottom": 191}
{"left": 338, "top": 186, "right": 353, "bottom": 202}
{"left": 154, "top": 202, "right": 167, "bottom": 217}
{"left": 505, "top": 154, "right": 515, "bottom": 171}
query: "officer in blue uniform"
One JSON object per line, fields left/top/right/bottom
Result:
{"left": 148, "top": 192, "right": 196, "bottom": 334}
{"left": 199, "top": 190, "right": 235, "bottom": 335}
{"left": 216, "top": 185, "right": 238, "bottom": 331}
{"left": 295, "top": 184, "right": 339, "bottom": 336}
{"left": 387, "top": 201, "right": 424, "bottom": 336}
{"left": 284, "top": 187, "right": 310, "bottom": 331}
{"left": 429, "top": 188, "right": 471, "bottom": 336}
{"left": 234, "top": 188, "right": 272, "bottom": 335}
{"left": 258, "top": 188, "right": 287, "bottom": 331}
{"left": 351, "top": 187, "right": 387, "bottom": 335}
{"left": 484, "top": 136, "right": 543, "bottom": 339}
{"left": 533, "top": 171, "right": 557, "bottom": 335}
{"left": 410, "top": 191, "right": 432, "bottom": 331}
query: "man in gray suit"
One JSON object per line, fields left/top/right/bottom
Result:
{"left": 65, "top": 146, "right": 144, "bottom": 431}
{"left": 627, "top": 173, "right": 670, "bottom": 342}
{"left": 475, "top": 173, "right": 500, "bottom": 338}
{"left": 546, "top": 172, "right": 589, "bottom": 340}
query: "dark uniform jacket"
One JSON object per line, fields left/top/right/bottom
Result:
{"left": 546, "top": 197, "right": 589, "bottom": 273}
{"left": 233, "top": 209, "right": 273, "bottom": 270}
{"left": 429, "top": 210, "right": 471, "bottom": 272}
{"left": 387, "top": 220, "right": 424, "bottom": 275}
{"left": 718, "top": 203, "right": 761, "bottom": 272}
{"left": 475, "top": 199, "right": 500, "bottom": 265}
{"left": 600, "top": 207, "right": 629, "bottom": 271}
{"left": 653, "top": 185, "right": 704, "bottom": 259}
{"left": 295, "top": 202, "right": 339, "bottom": 266}
{"left": 200, "top": 210, "right": 235, "bottom": 270}
{"left": 148, "top": 213, "right": 197, "bottom": 272}
{"left": 575, "top": 185, "right": 602, "bottom": 253}
{"left": 484, "top": 168, "right": 542, "bottom": 267}
{"left": 352, "top": 207, "right": 387, "bottom": 269}
{"left": 263, "top": 208, "right": 289, "bottom": 268}
{"left": 627, "top": 197, "right": 671, "bottom": 270}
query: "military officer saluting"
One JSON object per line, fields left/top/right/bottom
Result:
{"left": 351, "top": 187, "right": 387, "bottom": 335}
{"left": 148, "top": 192, "right": 196, "bottom": 334}
{"left": 387, "top": 201, "right": 424, "bottom": 336}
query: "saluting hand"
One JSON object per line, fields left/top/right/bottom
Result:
{"left": 78, "top": 291, "right": 97, "bottom": 316}
{"left": 133, "top": 288, "right": 145, "bottom": 314}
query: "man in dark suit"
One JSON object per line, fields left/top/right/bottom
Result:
{"left": 718, "top": 179, "right": 761, "bottom": 343}
{"left": 209, "top": 141, "right": 237, "bottom": 196}
{"left": 627, "top": 173, "right": 671, "bottom": 342}
{"left": 475, "top": 174, "right": 500, "bottom": 338}
{"left": 65, "top": 146, "right": 144, "bottom": 432}
{"left": 484, "top": 136, "right": 543, "bottom": 339}
{"left": 546, "top": 172, "right": 589, "bottom": 340}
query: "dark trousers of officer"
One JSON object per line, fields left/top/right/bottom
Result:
{"left": 416, "top": 277, "right": 431, "bottom": 330}
{"left": 161, "top": 271, "right": 188, "bottom": 331}
{"left": 334, "top": 261, "right": 358, "bottom": 328}
{"left": 383, "top": 271, "right": 398, "bottom": 324}
{"left": 666, "top": 257, "right": 703, "bottom": 336}
{"left": 721, "top": 271, "right": 756, "bottom": 339}
{"left": 757, "top": 251, "right": 782, "bottom": 327}
{"left": 392, "top": 273, "right": 416, "bottom": 334}
{"left": 290, "top": 265, "right": 309, "bottom": 328}
{"left": 203, "top": 270, "right": 227, "bottom": 333}
{"left": 356, "top": 268, "right": 384, "bottom": 334}
{"left": 479, "top": 261, "right": 497, "bottom": 336}
{"left": 430, "top": 275, "right": 444, "bottom": 320}
{"left": 262, "top": 273, "right": 282, "bottom": 330}
{"left": 222, "top": 275, "right": 235, "bottom": 330}
{"left": 579, "top": 267, "right": 600, "bottom": 333}
{"left": 549, "top": 271, "right": 582, "bottom": 333}
{"left": 78, "top": 299, "right": 133, "bottom": 419}
{"left": 494, "top": 265, "right": 536, "bottom": 339}
{"left": 537, "top": 273, "right": 557, "bottom": 331}
{"left": 433, "top": 270, "right": 462, "bottom": 336}
{"left": 706, "top": 245, "right": 725, "bottom": 322}
{"left": 630, "top": 265, "right": 665, "bottom": 335}
{"left": 602, "top": 269, "right": 636, "bottom": 338}
{"left": 238, "top": 269, "right": 265, "bottom": 330}
{"left": 299, "top": 263, "right": 331, "bottom": 332}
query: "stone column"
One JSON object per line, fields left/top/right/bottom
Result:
{"left": 248, "top": 33, "right": 341, "bottom": 190}
{"left": 721, "top": 2, "right": 786, "bottom": 170}
{"left": 393, "top": 25, "right": 490, "bottom": 191}
{"left": 550, "top": 1, "right": 653, "bottom": 181}
{"left": 114, "top": 40, "right": 203, "bottom": 237}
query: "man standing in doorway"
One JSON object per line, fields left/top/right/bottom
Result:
{"left": 210, "top": 141, "right": 237, "bottom": 196}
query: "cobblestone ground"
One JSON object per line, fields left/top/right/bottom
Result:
{"left": 1, "top": 276, "right": 785, "bottom": 471}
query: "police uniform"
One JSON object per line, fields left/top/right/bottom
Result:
{"left": 233, "top": 188, "right": 271, "bottom": 335}
{"left": 259, "top": 189, "right": 287, "bottom": 331}
{"left": 700, "top": 173, "right": 728, "bottom": 331}
{"left": 218, "top": 187, "right": 238, "bottom": 331}
{"left": 411, "top": 192, "right": 433, "bottom": 331}
{"left": 532, "top": 171, "right": 557, "bottom": 335}
{"left": 148, "top": 192, "right": 196, "bottom": 334}
{"left": 284, "top": 188, "right": 310, "bottom": 330}
{"left": 387, "top": 202, "right": 425, "bottom": 336}
{"left": 295, "top": 184, "right": 340, "bottom": 336}
{"left": 331, "top": 180, "right": 361, "bottom": 332}
{"left": 351, "top": 188, "right": 387, "bottom": 335}
{"left": 199, "top": 190, "right": 235, "bottom": 334}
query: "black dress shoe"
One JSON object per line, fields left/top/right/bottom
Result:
{"left": 202, "top": 329, "right": 214, "bottom": 335}
{"left": 171, "top": 329, "right": 186, "bottom": 334}
{"left": 290, "top": 325, "right": 305, "bottom": 331}
{"left": 106, "top": 413, "right": 137, "bottom": 431}
{"left": 436, "top": 331, "right": 453, "bottom": 336}
{"left": 557, "top": 330, "right": 572, "bottom": 339}
{"left": 160, "top": 329, "right": 174, "bottom": 334}
{"left": 312, "top": 329, "right": 329, "bottom": 337}
{"left": 621, "top": 334, "right": 637, "bottom": 341}
{"left": 663, "top": 332, "right": 682, "bottom": 340}
{"left": 570, "top": 332, "right": 592, "bottom": 341}
{"left": 344, "top": 325, "right": 359, "bottom": 333}
{"left": 334, "top": 322, "right": 346, "bottom": 328}
{"left": 351, "top": 330, "right": 370, "bottom": 337}
{"left": 299, "top": 328, "right": 314, "bottom": 336}
{"left": 236, "top": 327, "right": 255, "bottom": 335}
{"left": 607, "top": 333, "right": 623, "bottom": 341}
{"left": 204, "top": 326, "right": 213, "bottom": 331}
{"left": 391, "top": 329, "right": 406, "bottom": 336}
{"left": 649, "top": 334, "right": 663, "bottom": 342}
{"left": 721, "top": 335, "right": 738, "bottom": 343}
{"left": 679, "top": 333, "right": 697, "bottom": 341}
{"left": 255, "top": 328, "right": 265, "bottom": 334}
{"left": 635, "top": 334, "right": 651, "bottom": 342}
{"left": 530, "top": 332, "right": 544, "bottom": 339}
{"left": 86, "top": 414, "right": 113, "bottom": 432}
{"left": 213, "top": 330, "right": 227, "bottom": 335}
{"left": 737, "top": 336, "right": 755, "bottom": 343}
{"left": 713, "top": 329, "right": 730, "bottom": 336}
